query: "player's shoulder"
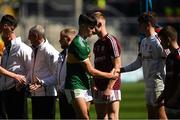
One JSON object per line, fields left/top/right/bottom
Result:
{"left": 70, "top": 35, "right": 83, "bottom": 48}
{"left": 106, "top": 34, "right": 120, "bottom": 46}
{"left": 107, "top": 34, "right": 118, "bottom": 41}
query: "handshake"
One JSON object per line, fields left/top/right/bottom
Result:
{"left": 14, "top": 74, "right": 26, "bottom": 91}
{"left": 15, "top": 74, "right": 44, "bottom": 92}
{"left": 110, "top": 68, "right": 120, "bottom": 80}
{"left": 28, "top": 76, "right": 44, "bottom": 92}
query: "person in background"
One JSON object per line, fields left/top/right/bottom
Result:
{"left": 91, "top": 11, "right": 121, "bottom": 120}
{"left": 138, "top": 12, "right": 162, "bottom": 52}
{"left": 0, "top": 15, "right": 26, "bottom": 83}
{"left": 64, "top": 13, "right": 119, "bottom": 119}
{"left": 157, "top": 26, "right": 180, "bottom": 119}
{"left": 27, "top": 25, "right": 59, "bottom": 119}
{"left": 120, "top": 13, "right": 167, "bottom": 119}
{"left": 0, "top": 37, "right": 4, "bottom": 63}
{"left": 0, "top": 14, "right": 32, "bottom": 119}
{"left": 0, "top": 17, "right": 5, "bottom": 62}
{"left": 56, "top": 27, "right": 76, "bottom": 119}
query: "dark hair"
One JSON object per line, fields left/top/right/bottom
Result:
{"left": 0, "top": 15, "right": 18, "bottom": 29}
{"left": 138, "top": 13, "right": 155, "bottom": 27}
{"left": 78, "top": 14, "right": 97, "bottom": 27}
{"left": 158, "top": 26, "right": 177, "bottom": 41}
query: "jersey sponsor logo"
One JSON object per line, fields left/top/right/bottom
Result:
{"left": 95, "top": 45, "right": 105, "bottom": 52}
{"left": 101, "top": 46, "right": 105, "bottom": 52}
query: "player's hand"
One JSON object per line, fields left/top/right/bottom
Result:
{"left": 14, "top": 74, "right": 26, "bottom": 85}
{"left": 33, "top": 75, "right": 44, "bottom": 86}
{"left": 57, "top": 89, "right": 61, "bottom": 96}
{"left": 29, "top": 76, "right": 43, "bottom": 92}
{"left": 114, "top": 68, "right": 120, "bottom": 74}
{"left": 29, "top": 83, "right": 41, "bottom": 92}
{"left": 103, "top": 88, "right": 112, "bottom": 102}
{"left": 110, "top": 68, "right": 119, "bottom": 80}
{"left": 92, "top": 85, "right": 98, "bottom": 97}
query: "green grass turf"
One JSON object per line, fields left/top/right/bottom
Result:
{"left": 120, "top": 81, "right": 147, "bottom": 119}
{"left": 27, "top": 81, "right": 147, "bottom": 119}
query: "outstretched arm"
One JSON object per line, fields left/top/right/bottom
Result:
{"left": 121, "top": 53, "right": 142, "bottom": 73}
{"left": 0, "top": 66, "right": 26, "bottom": 84}
{"left": 107, "top": 56, "right": 121, "bottom": 89}
{"left": 82, "top": 58, "right": 118, "bottom": 80}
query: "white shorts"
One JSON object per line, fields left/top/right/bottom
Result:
{"left": 93, "top": 90, "right": 121, "bottom": 104}
{"left": 64, "top": 89, "right": 93, "bottom": 104}
{"left": 145, "top": 78, "right": 164, "bottom": 106}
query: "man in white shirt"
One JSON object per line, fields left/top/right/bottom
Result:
{"left": 0, "top": 14, "right": 32, "bottom": 119}
{"left": 28, "top": 25, "right": 59, "bottom": 119}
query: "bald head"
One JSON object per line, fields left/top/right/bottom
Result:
{"left": 59, "top": 27, "right": 77, "bottom": 49}
{"left": 29, "top": 25, "right": 45, "bottom": 39}
{"left": 28, "top": 25, "right": 46, "bottom": 46}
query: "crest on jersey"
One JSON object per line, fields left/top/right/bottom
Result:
{"left": 101, "top": 46, "right": 105, "bottom": 52}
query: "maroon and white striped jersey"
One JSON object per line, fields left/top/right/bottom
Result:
{"left": 164, "top": 48, "right": 180, "bottom": 108}
{"left": 93, "top": 34, "right": 121, "bottom": 91}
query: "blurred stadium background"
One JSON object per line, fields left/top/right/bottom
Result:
{"left": 0, "top": 0, "right": 179, "bottom": 82}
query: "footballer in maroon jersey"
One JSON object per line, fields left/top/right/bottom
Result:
{"left": 158, "top": 26, "right": 180, "bottom": 118}
{"left": 93, "top": 34, "right": 121, "bottom": 91}
{"left": 164, "top": 48, "right": 180, "bottom": 109}
{"left": 92, "top": 11, "right": 121, "bottom": 120}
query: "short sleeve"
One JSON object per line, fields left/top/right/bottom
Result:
{"left": 108, "top": 35, "right": 121, "bottom": 58}
{"left": 69, "top": 36, "right": 91, "bottom": 61}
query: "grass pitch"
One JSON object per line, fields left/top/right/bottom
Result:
{"left": 27, "top": 81, "right": 147, "bottom": 119}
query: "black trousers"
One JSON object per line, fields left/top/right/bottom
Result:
{"left": 0, "top": 87, "right": 28, "bottom": 119}
{"left": 0, "top": 92, "right": 6, "bottom": 119}
{"left": 31, "top": 96, "right": 56, "bottom": 119}
{"left": 59, "top": 92, "right": 76, "bottom": 119}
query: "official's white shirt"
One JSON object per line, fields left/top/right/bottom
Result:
{"left": 0, "top": 37, "right": 32, "bottom": 91}
{"left": 29, "top": 39, "right": 59, "bottom": 96}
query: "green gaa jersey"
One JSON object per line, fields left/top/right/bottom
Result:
{"left": 65, "top": 35, "right": 92, "bottom": 89}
